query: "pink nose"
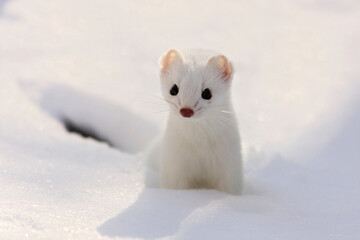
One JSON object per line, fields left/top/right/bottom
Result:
{"left": 180, "top": 108, "right": 194, "bottom": 118}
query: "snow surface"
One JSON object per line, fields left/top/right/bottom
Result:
{"left": 1, "top": 0, "right": 360, "bottom": 239}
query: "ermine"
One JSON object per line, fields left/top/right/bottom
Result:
{"left": 146, "top": 49, "right": 243, "bottom": 195}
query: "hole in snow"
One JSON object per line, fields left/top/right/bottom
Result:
{"left": 19, "top": 81, "right": 158, "bottom": 153}
{"left": 62, "top": 118, "right": 114, "bottom": 147}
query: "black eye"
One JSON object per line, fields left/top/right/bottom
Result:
{"left": 170, "top": 84, "right": 179, "bottom": 96}
{"left": 202, "top": 88, "right": 212, "bottom": 100}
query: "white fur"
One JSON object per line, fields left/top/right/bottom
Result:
{"left": 146, "top": 49, "right": 243, "bottom": 195}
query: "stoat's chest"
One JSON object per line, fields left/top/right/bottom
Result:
{"left": 163, "top": 119, "right": 232, "bottom": 160}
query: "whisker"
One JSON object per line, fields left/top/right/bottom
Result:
{"left": 216, "top": 113, "right": 239, "bottom": 128}
{"left": 148, "top": 94, "right": 178, "bottom": 109}
{"left": 221, "top": 110, "right": 234, "bottom": 114}
{"left": 151, "top": 110, "right": 170, "bottom": 114}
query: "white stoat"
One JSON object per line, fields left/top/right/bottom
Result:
{"left": 146, "top": 49, "right": 243, "bottom": 195}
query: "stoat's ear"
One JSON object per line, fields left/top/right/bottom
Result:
{"left": 207, "top": 55, "right": 234, "bottom": 81}
{"left": 160, "top": 49, "right": 182, "bottom": 73}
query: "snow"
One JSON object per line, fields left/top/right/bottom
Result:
{"left": 1, "top": 0, "right": 360, "bottom": 239}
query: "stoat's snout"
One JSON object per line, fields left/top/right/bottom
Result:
{"left": 180, "top": 108, "right": 194, "bottom": 118}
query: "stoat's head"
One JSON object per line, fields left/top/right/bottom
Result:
{"left": 159, "top": 49, "right": 234, "bottom": 120}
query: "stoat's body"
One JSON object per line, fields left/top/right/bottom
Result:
{"left": 146, "top": 49, "right": 243, "bottom": 195}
